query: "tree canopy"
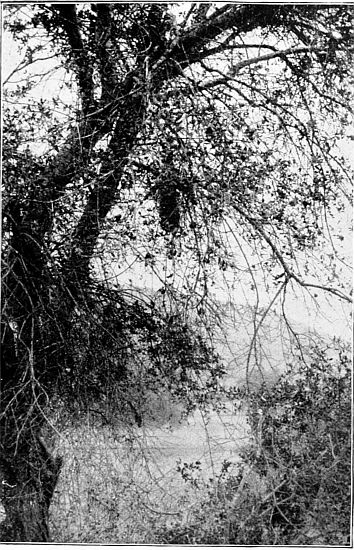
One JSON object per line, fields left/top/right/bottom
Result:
{"left": 1, "top": 3, "right": 352, "bottom": 542}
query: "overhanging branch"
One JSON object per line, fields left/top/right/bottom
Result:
{"left": 234, "top": 204, "right": 352, "bottom": 304}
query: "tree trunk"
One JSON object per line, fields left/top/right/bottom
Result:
{"left": 1, "top": 4, "right": 295, "bottom": 542}
{"left": 0, "top": 317, "right": 63, "bottom": 541}
{"left": 0, "top": 435, "right": 62, "bottom": 542}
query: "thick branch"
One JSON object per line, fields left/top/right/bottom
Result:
{"left": 95, "top": 4, "right": 119, "bottom": 106}
{"left": 54, "top": 5, "right": 95, "bottom": 116}
{"left": 169, "top": 4, "right": 280, "bottom": 67}
{"left": 53, "top": 5, "right": 287, "bottom": 285}
{"left": 63, "top": 8, "right": 174, "bottom": 283}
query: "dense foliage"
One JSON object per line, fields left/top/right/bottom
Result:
{"left": 1, "top": 3, "right": 352, "bottom": 542}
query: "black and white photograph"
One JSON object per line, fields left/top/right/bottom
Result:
{"left": 1, "top": 2, "right": 352, "bottom": 544}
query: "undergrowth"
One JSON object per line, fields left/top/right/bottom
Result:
{"left": 48, "top": 340, "right": 351, "bottom": 545}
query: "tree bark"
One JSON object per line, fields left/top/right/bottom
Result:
{"left": 0, "top": 435, "right": 62, "bottom": 542}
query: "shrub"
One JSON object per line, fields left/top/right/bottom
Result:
{"left": 158, "top": 340, "right": 351, "bottom": 545}
{"left": 243, "top": 340, "right": 351, "bottom": 544}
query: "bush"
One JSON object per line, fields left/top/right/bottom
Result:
{"left": 244, "top": 340, "right": 351, "bottom": 544}
{"left": 158, "top": 340, "right": 351, "bottom": 545}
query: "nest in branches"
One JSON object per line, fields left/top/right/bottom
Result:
{"left": 158, "top": 182, "right": 180, "bottom": 233}
{"left": 155, "top": 169, "right": 196, "bottom": 234}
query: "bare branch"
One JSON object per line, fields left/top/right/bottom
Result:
{"left": 200, "top": 45, "right": 325, "bottom": 86}
{"left": 234, "top": 204, "right": 352, "bottom": 303}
